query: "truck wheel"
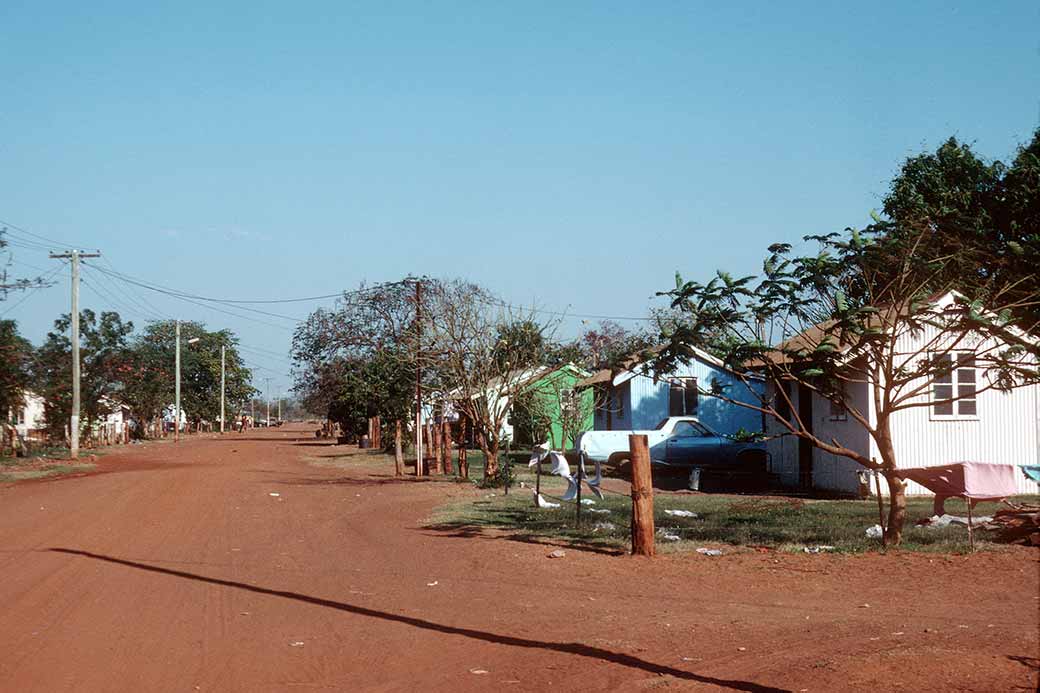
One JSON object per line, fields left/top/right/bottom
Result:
{"left": 607, "top": 452, "right": 631, "bottom": 478}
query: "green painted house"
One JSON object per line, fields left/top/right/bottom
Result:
{"left": 509, "top": 363, "right": 593, "bottom": 450}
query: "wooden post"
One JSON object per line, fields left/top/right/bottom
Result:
{"left": 966, "top": 498, "right": 975, "bottom": 552}
{"left": 431, "top": 421, "right": 442, "bottom": 474}
{"left": 394, "top": 420, "right": 403, "bottom": 477}
{"left": 441, "top": 421, "right": 453, "bottom": 475}
{"left": 629, "top": 434, "right": 656, "bottom": 557}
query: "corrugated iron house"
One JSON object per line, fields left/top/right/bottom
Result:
{"left": 578, "top": 346, "right": 764, "bottom": 436}
{"left": 764, "top": 294, "right": 1040, "bottom": 496}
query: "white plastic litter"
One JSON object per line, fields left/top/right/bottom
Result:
{"left": 921, "top": 513, "right": 993, "bottom": 529}
{"left": 587, "top": 508, "right": 611, "bottom": 514}
{"left": 268, "top": 492, "right": 280, "bottom": 497}
{"left": 803, "top": 545, "right": 837, "bottom": 554}
{"left": 660, "top": 533, "right": 681, "bottom": 542}
{"left": 696, "top": 548, "right": 723, "bottom": 556}
{"left": 580, "top": 498, "right": 596, "bottom": 506}
{"left": 664, "top": 509, "right": 698, "bottom": 518}
{"left": 534, "top": 492, "right": 560, "bottom": 509}
{"left": 427, "top": 581, "right": 439, "bottom": 586}
{"left": 593, "top": 522, "right": 617, "bottom": 531}
{"left": 865, "top": 524, "right": 884, "bottom": 539}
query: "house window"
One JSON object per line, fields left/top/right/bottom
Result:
{"left": 828, "top": 384, "right": 847, "bottom": 422}
{"left": 668, "top": 378, "right": 698, "bottom": 417}
{"left": 776, "top": 381, "right": 792, "bottom": 421}
{"left": 932, "top": 353, "right": 977, "bottom": 418}
{"left": 17, "top": 409, "right": 26, "bottom": 425}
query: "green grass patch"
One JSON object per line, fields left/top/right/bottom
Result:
{"left": 429, "top": 461, "right": 1038, "bottom": 555}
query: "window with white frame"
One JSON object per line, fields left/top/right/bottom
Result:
{"left": 932, "top": 352, "right": 977, "bottom": 418}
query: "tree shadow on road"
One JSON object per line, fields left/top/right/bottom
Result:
{"left": 47, "top": 547, "right": 786, "bottom": 693}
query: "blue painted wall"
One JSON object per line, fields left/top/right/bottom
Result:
{"left": 593, "top": 357, "right": 763, "bottom": 435}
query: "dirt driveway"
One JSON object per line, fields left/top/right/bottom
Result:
{"left": 0, "top": 425, "right": 1036, "bottom": 692}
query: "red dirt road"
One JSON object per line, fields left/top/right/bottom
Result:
{"left": 1, "top": 425, "right": 1036, "bottom": 692}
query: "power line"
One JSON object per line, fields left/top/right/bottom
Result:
{"left": 5, "top": 218, "right": 659, "bottom": 326}
{"left": 87, "top": 263, "right": 306, "bottom": 323}
{"left": 0, "top": 219, "right": 88, "bottom": 250}
{"left": 0, "top": 264, "right": 65, "bottom": 317}
{"left": 83, "top": 264, "right": 297, "bottom": 332}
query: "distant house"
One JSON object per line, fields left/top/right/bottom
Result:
{"left": 95, "top": 398, "right": 133, "bottom": 443}
{"left": 433, "top": 364, "right": 593, "bottom": 450}
{"left": 9, "top": 391, "right": 46, "bottom": 441}
{"left": 763, "top": 293, "right": 1040, "bottom": 496}
{"left": 509, "top": 363, "right": 593, "bottom": 449}
{"left": 578, "top": 347, "right": 764, "bottom": 436}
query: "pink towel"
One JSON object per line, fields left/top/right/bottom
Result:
{"left": 895, "top": 462, "right": 1019, "bottom": 501}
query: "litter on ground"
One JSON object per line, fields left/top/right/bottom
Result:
{"left": 696, "top": 548, "right": 723, "bottom": 556}
{"left": 664, "top": 509, "right": 698, "bottom": 518}
{"left": 803, "top": 545, "right": 837, "bottom": 553}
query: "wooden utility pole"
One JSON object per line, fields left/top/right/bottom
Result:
{"left": 265, "top": 377, "right": 271, "bottom": 427}
{"left": 219, "top": 345, "right": 226, "bottom": 434}
{"left": 50, "top": 249, "right": 100, "bottom": 460}
{"left": 629, "top": 434, "right": 656, "bottom": 557}
{"left": 414, "top": 279, "right": 424, "bottom": 476}
{"left": 175, "top": 320, "right": 181, "bottom": 442}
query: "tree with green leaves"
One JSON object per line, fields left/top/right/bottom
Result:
{"left": 34, "top": 310, "right": 135, "bottom": 443}
{"left": 122, "top": 321, "right": 255, "bottom": 433}
{"left": 654, "top": 136, "right": 1039, "bottom": 545}
{"left": 1, "top": 320, "right": 34, "bottom": 452}
{"left": 292, "top": 279, "right": 421, "bottom": 472}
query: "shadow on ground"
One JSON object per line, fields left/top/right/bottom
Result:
{"left": 47, "top": 548, "right": 786, "bottom": 693}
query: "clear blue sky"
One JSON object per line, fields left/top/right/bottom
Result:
{"left": 2, "top": 1, "right": 1038, "bottom": 396}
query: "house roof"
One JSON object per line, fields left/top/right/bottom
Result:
{"left": 576, "top": 343, "right": 735, "bottom": 389}
{"left": 751, "top": 290, "right": 1039, "bottom": 369}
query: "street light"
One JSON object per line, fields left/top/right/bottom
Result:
{"left": 175, "top": 328, "right": 200, "bottom": 443}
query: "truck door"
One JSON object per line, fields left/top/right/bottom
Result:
{"left": 666, "top": 421, "right": 720, "bottom": 466}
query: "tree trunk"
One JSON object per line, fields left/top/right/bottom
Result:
{"left": 458, "top": 419, "right": 469, "bottom": 479}
{"left": 441, "top": 421, "right": 453, "bottom": 475}
{"left": 884, "top": 472, "right": 907, "bottom": 545}
{"left": 874, "top": 419, "right": 906, "bottom": 546}
{"left": 431, "top": 422, "right": 442, "bottom": 474}
{"left": 394, "top": 420, "right": 403, "bottom": 477}
{"left": 478, "top": 431, "right": 498, "bottom": 480}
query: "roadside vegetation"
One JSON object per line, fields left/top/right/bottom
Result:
{"left": 0, "top": 450, "right": 96, "bottom": 483}
{"left": 429, "top": 478, "right": 1036, "bottom": 555}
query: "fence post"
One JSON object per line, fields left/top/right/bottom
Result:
{"left": 629, "top": 434, "right": 656, "bottom": 557}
